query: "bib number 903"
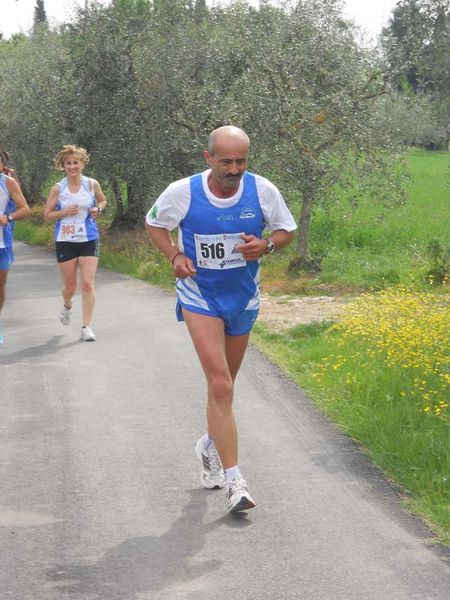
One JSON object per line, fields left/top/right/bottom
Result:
{"left": 61, "top": 224, "right": 75, "bottom": 236}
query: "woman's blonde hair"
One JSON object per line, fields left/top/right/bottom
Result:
{"left": 0, "top": 149, "right": 11, "bottom": 165}
{"left": 54, "top": 145, "right": 90, "bottom": 171}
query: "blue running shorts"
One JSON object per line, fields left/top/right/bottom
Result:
{"left": 0, "top": 247, "right": 14, "bottom": 270}
{"left": 176, "top": 298, "right": 259, "bottom": 336}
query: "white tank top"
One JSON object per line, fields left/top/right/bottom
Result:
{"left": 54, "top": 176, "right": 98, "bottom": 242}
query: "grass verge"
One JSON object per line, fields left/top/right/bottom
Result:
{"left": 252, "top": 288, "right": 450, "bottom": 545}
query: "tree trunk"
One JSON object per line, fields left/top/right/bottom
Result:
{"left": 296, "top": 193, "right": 312, "bottom": 264}
{"left": 126, "top": 183, "right": 139, "bottom": 227}
{"left": 27, "top": 173, "right": 40, "bottom": 205}
{"left": 112, "top": 178, "right": 123, "bottom": 220}
{"left": 122, "top": 182, "right": 147, "bottom": 229}
{"left": 288, "top": 166, "right": 322, "bottom": 273}
{"left": 110, "top": 180, "right": 141, "bottom": 229}
{"left": 111, "top": 179, "right": 148, "bottom": 230}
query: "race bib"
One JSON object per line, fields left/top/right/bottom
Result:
{"left": 59, "top": 220, "right": 87, "bottom": 241}
{"left": 194, "top": 232, "right": 246, "bottom": 270}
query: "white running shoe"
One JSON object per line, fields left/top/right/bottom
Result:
{"left": 60, "top": 305, "right": 71, "bottom": 326}
{"left": 195, "top": 437, "right": 225, "bottom": 489}
{"left": 80, "top": 326, "right": 96, "bottom": 342}
{"left": 227, "top": 477, "right": 256, "bottom": 513}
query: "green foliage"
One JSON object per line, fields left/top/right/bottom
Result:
{"left": 1, "top": 0, "right": 444, "bottom": 281}
{"left": 0, "top": 0, "right": 405, "bottom": 250}
{"left": 382, "top": 0, "right": 449, "bottom": 95}
{"left": 306, "top": 151, "right": 449, "bottom": 290}
{"left": 426, "top": 239, "right": 450, "bottom": 285}
{"left": 14, "top": 219, "right": 53, "bottom": 247}
{"left": 224, "top": 0, "right": 404, "bottom": 266}
{"left": 33, "top": 0, "right": 48, "bottom": 29}
{"left": 381, "top": 94, "right": 448, "bottom": 149}
{"left": 0, "top": 29, "right": 67, "bottom": 202}
{"left": 16, "top": 151, "right": 450, "bottom": 295}
{"left": 381, "top": 0, "right": 450, "bottom": 149}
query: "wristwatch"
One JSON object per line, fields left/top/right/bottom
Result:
{"left": 7, "top": 214, "right": 14, "bottom": 223}
{"left": 265, "top": 238, "right": 275, "bottom": 254}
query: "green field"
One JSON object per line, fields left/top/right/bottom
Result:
{"left": 261, "top": 150, "right": 450, "bottom": 293}
{"left": 315, "top": 151, "right": 450, "bottom": 289}
{"left": 15, "top": 150, "right": 450, "bottom": 544}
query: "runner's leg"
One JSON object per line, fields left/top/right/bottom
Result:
{"left": 78, "top": 255, "right": 98, "bottom": 327}
{"left": 58, "top": 258, "right": 78, "bottom": 309}
{"left": 0, "top": 269, "right": 9, "bottom": 313}
{"left": 182, "top": 308, "right": 249, "bottom": 470}
{"left": 225, "top": 332, "right": 251, "bottom": 382}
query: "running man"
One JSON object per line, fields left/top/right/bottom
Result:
{"left": 145, "top": 126, "right": 296, "bottom": 513}
{"left": 44, "top": 145, "right": 107, "bottom": 342}
{"left": 0, "top": 150, "right": 30, "bottom": 345}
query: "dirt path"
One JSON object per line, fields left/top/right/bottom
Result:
{"left": 259, "top": 293, "right": 350, "bottom": 330}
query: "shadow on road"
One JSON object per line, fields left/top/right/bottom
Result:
{"left": 46, "top": 488, "right": 251, "bottom": 599}
{"left": 0, "top": 336, "right": 80, "bottom": 364}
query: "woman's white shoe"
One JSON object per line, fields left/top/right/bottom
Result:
{"left": 80, "top": 326, "right": 96, "bottom": 342}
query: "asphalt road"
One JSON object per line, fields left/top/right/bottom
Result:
{"left": 1, "top": 241, "right": 449, "bottom": 600}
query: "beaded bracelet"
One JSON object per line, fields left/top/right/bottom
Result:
{"left": 171, "top": 251, "right": 183, "bottom": 265}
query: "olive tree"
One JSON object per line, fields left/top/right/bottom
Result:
{"left": 382, "top": 0, "right": 450, "bottom": 149}
{"left": 57, "top": 0, "right": 156, "bottom": 225}
{"left": 225, "top": 0, "right": 403, "bottom": 270}
{"left": 0, "top": 30, "right": 68, "bottom": 202}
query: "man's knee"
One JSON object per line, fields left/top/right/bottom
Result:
{"left": 208, "top": 373, "right": 233, "bottom": 403}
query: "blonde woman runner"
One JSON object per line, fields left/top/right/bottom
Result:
{"left": 45, "top": 145, "right": 107, "bottom": 341}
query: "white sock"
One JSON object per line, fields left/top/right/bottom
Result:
{"left": 203, "top": 435, "right": 215, "bottom": 452}
{"left": 225, "top": 466, "right": 241, "bottom": 482}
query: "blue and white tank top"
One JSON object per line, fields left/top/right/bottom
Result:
{"left": 0, "top": 174, "right": 15, "bottom": 249}
{"left": 54, "top": 176, "right": 99, "bottom": 243}
{"left": 177, "top": 172, "right": 265, "bottom": 312}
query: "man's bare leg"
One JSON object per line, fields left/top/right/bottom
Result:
{"left": 182, "top": 308, "right": 249, "bottom": 469}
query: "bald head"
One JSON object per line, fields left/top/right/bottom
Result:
{"left": 204, "top": 126, "right": 250, "bottom": 197}
{"left": 207, "top": 126, "right": 250, "bottom": 156}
